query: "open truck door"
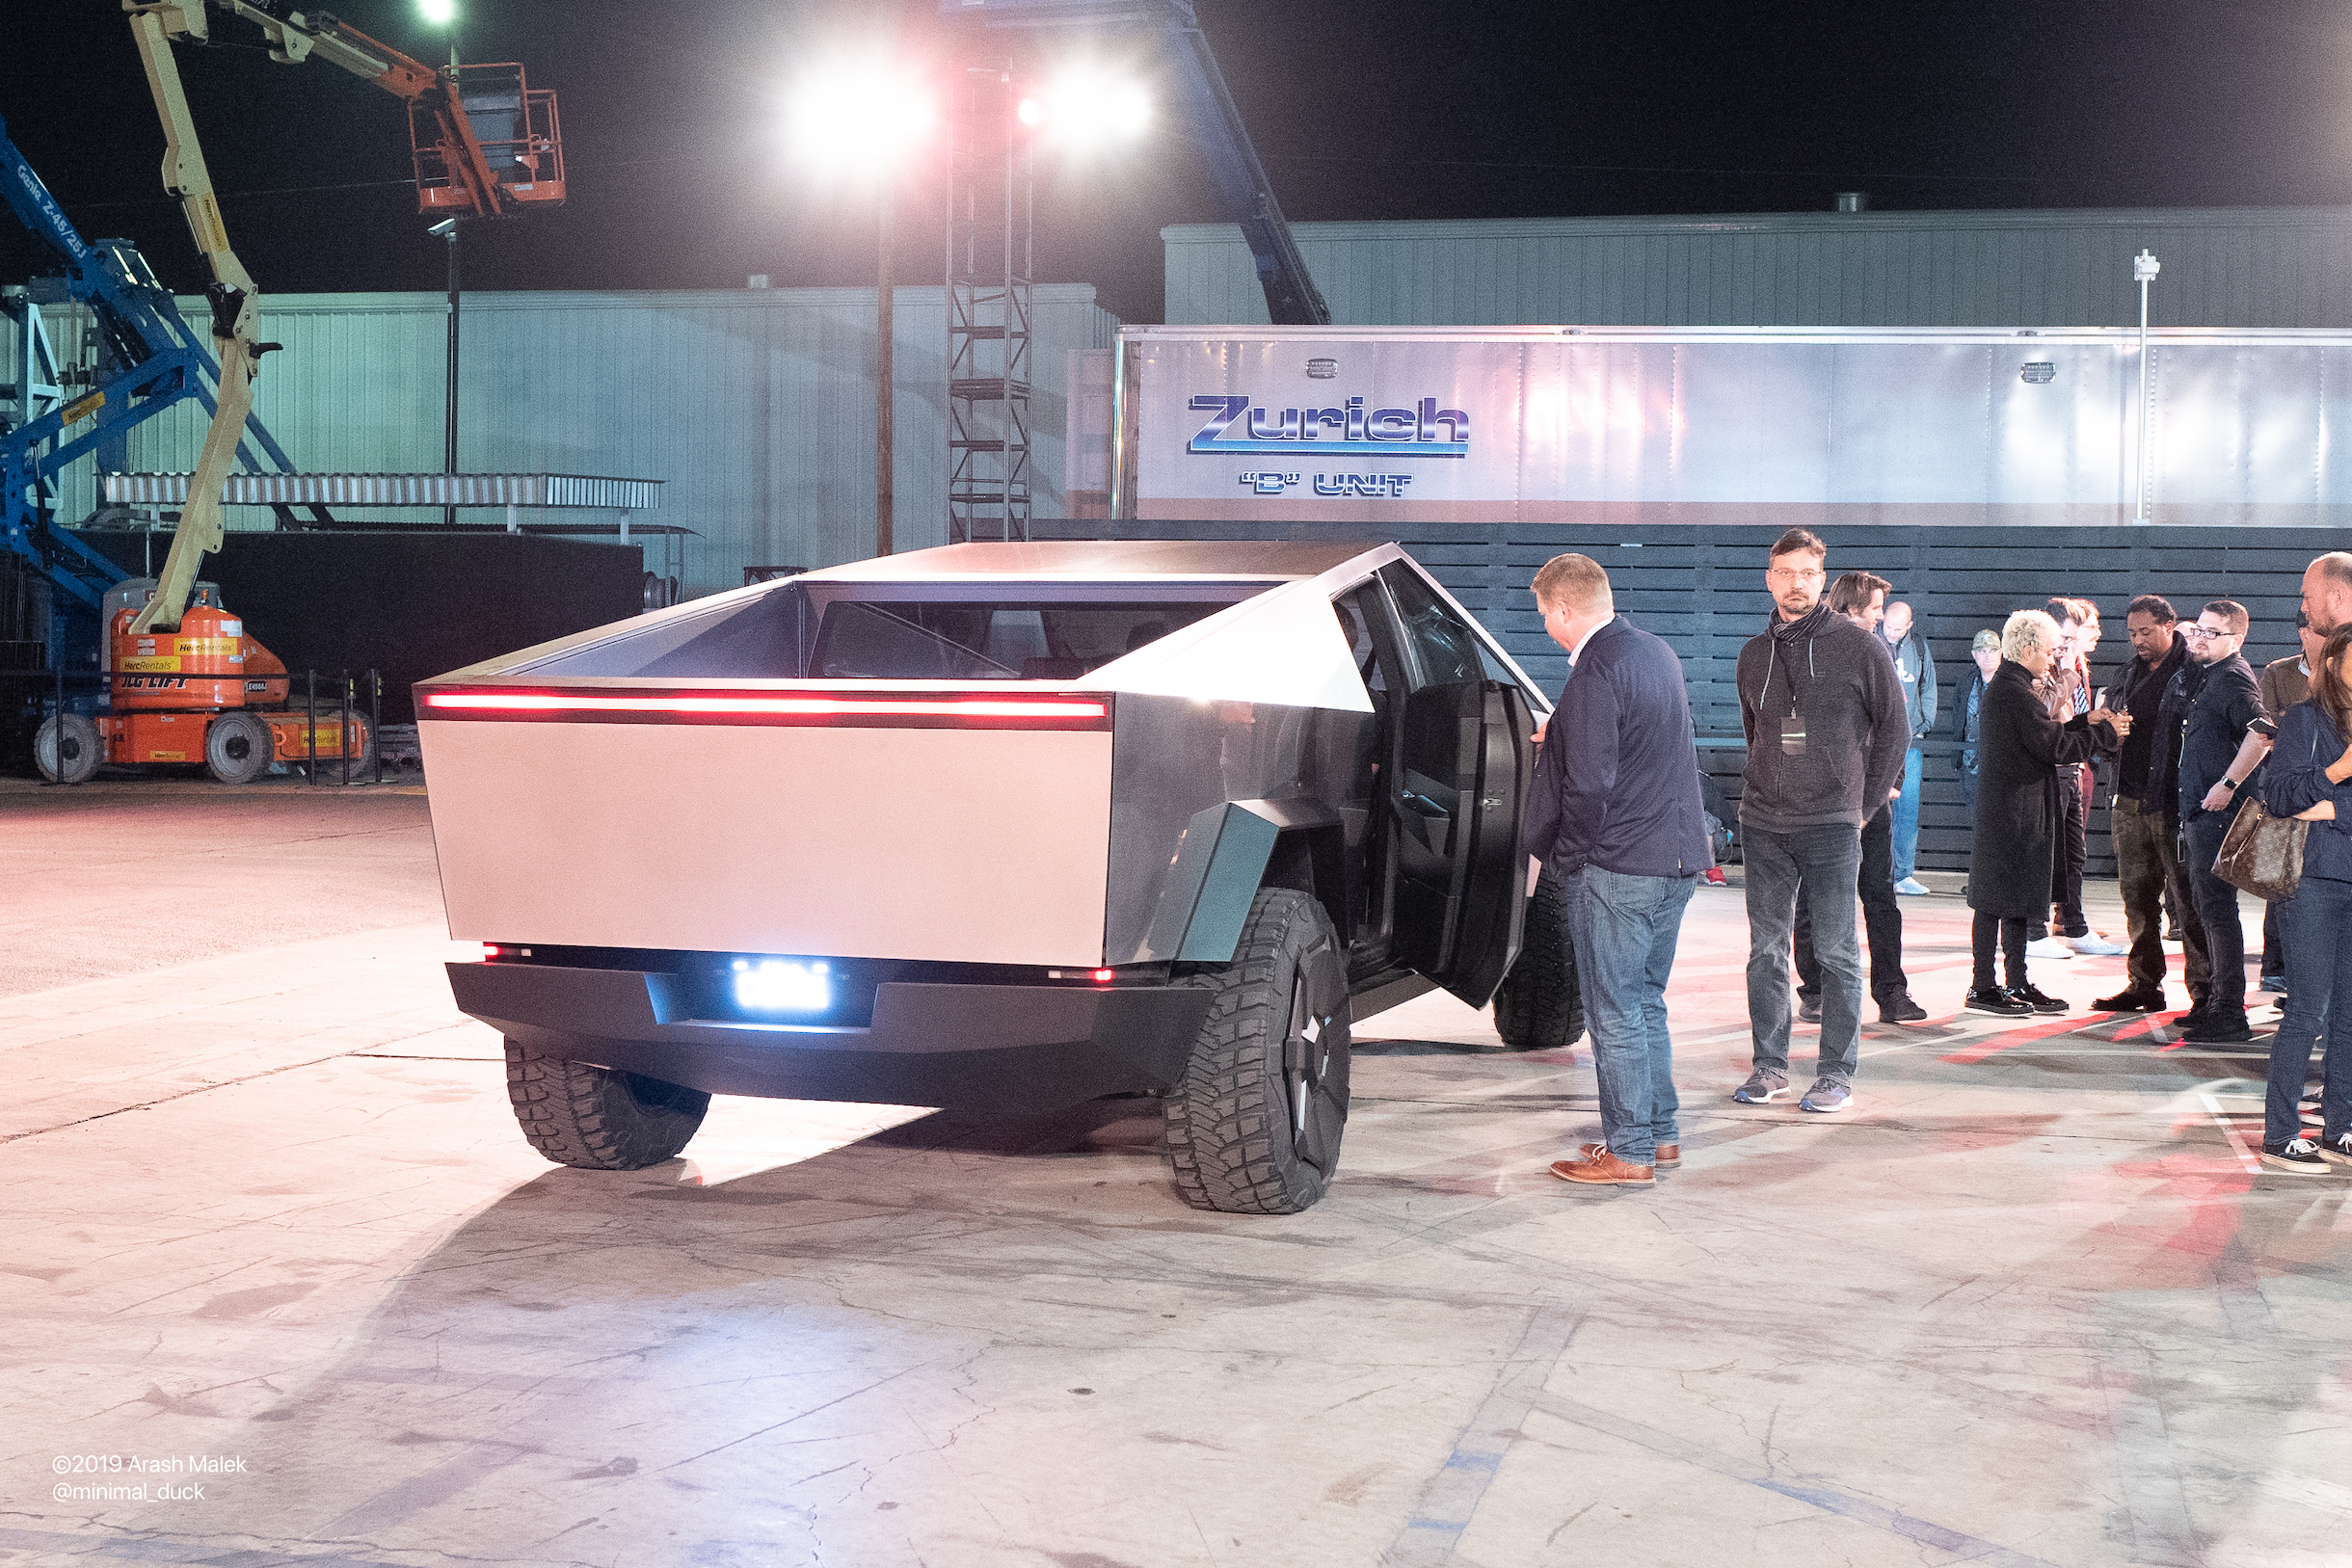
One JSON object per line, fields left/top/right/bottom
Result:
{"left": 1380, "top": 567, "right": 1533, "bottom": 1005}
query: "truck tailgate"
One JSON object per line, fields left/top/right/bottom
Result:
{"left": 420, "top": 708, "right": 1113, "bottom": 967}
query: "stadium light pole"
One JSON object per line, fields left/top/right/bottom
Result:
{"left": 421, "top": 1, "right": 460, "bottom": 528}
{"left": 2132, "top": 248, "right": 2160, "bottom": 526}
{"left": 788, "top": 63, "right": 936, "bottom": 557}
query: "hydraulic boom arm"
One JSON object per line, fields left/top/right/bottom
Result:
{"left": 118, "top": 0, "right": 561, "bottom": 633}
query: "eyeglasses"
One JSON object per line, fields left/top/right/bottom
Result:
{"left": 1766, "top": 567, "right": 1825, "bottom": 583}
{"left": 2182, "top": 625, "right": 2230, "bottom": 639}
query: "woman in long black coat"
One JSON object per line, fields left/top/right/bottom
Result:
{"left": 1966, "top": 609, "right": 2125, "bottom": 1015}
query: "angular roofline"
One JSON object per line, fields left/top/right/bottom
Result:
{"left": 796, "top": 541, "right": 1384, "bottom": 582}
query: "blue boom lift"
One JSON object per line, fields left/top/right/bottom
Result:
{"left": 2, "top": 110, "right": 319, "bottom": 669}
{"left": 947, "top": 0, "right": 1330, "bottom": 326}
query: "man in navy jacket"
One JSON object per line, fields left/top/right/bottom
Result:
{"left": 1522, "top": 553, "right": 1712, "bottom": 1189}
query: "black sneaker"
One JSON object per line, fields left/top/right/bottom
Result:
{"left": 1964, "top": 986, "right": 2032, "bottom": 1016}
{"left": 1798, "top": 996, "right": 1823, "bottom": 1023}
{"left": 1879, "top": 993, "right": 1929, "bottom": 1024}
{"left": 2316, "top": 1131, "right": 2352, "bottom": 1168}
{"left": 2260, "top": 1137, "right": 2332, "bottom": 1175}
{"left": 2010, "top": 985, "right": 2069, "bottom": 1015}
{"left": 2183, "top": 1009, "right": 2254, "bottom": 1044}
{"left": 2093, "top": 990, "right": 2166, "bottom": 1012}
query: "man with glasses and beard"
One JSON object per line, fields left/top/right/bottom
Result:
{"left": 1731, "top": 531, "right": 1909, "bottom": 1114}
{"left": 2172, "top": 601, "right": 2274, "bottom": 1044}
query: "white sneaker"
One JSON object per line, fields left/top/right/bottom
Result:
{"left": 2068, "top": 934, "right": 2125, "bottom": 956}
{"left": 2025, "top": 937, "right": 2075, "bottom": 959}
{"left": 1893, "top": 877, "right": 1930, "bottom": 895}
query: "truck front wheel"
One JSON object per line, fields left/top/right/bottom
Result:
{"left": 1493, "top": 870, "right": 1585, "bottom": 1050}
{"left": 1164, "top": 888, "right": 1352, "bottom": 1215}
{"left": 504, "top": 1041, "right": 709, "bottom": 1170}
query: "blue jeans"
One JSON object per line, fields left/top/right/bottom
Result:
{"left": 2268, "top": 874, "right": 2352, "bottom": 1148}
{"left": 1891, "top": 747, "right": 1923, "bottom": 880}
{"left": 1565, "top": 865, "right": 1697, "bottom": 1164}
{"left": 2182, "top": 812, "right": 2246, "bottom": 1009}
{"left": 1744, "top": 821, "right": 1864, "bottom": 1079}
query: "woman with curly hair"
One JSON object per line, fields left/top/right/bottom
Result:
{"left": 1964, "top": 610, "right": 2126, "bottom": 1016}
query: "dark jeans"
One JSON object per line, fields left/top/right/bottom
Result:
{"left": 2031, "top": 765, "right": 2091, "bottom": 940}
{"left": 2267, "top": 874, "right": 2352, "bottom": 1148}
{"left": 2261, "top": 902, "right": 2284, "bottom": 983}
{"left": 1971, "top": 914, "right": 2027, "bottom": 992}
{"left": 2111, "top": 796, "right": 2210, "bottom": 1000}
{"left": 2182, "top": 811, "right": 2246, "bottom": 1011}
{"left": 1794, "top": 805, "right": 1907, "bottom": 1007}
{"left": 1565, "top": 865, "right": 1697, "bottom": 1165}
{"left": 1744, "top": 820, "right": 1864, "bottom": 1081}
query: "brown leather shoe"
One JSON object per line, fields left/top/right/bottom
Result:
{"left": 1549, "top": 1150, "right": 1654, "bottom": 1186}
{"left": 1579, "top": 1140, "right": 1679, "bottom": 1168}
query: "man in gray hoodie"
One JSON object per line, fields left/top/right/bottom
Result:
{"left": 1733, "top": 529, "right": 1911, "bottom": 1114}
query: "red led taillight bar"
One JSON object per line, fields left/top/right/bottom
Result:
{"left": 418, "top": 689, "right": 1110, "bottom": 729}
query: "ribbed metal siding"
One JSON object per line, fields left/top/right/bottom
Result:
{"left": 1163, "top": 209, "right": 2352, "bottom": 331}
{"left": 45, "top": 284, "right": 1112, "bottom": 596}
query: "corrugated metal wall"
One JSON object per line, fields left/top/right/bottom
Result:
{"left": 1163, "top": 208, "right": 2352, "bottom": 330}
{"left": 10, "top": 284, "right": 1116, "bottom": 596}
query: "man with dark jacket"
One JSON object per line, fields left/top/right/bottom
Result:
{"left": 1792, "top": 571, "right": 1928, "bottom": 1024}
{"left": 1955, "top": 629, "right": 2001, "bottom": 811}
{"left": 2174, "top": 599, "right": 2273, "bottom": 1043}
{"left": 2098, "top": 595, "right": 2204, "bottom": 1013}
{"left": 1521, "top": 554, "right": 1710, "bottom": 1189}
{"left": 1732, "top": 529, "right": 1910, "bottom": 1115}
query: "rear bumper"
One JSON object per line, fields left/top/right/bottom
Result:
{"left": 447, "top": 961, "right": 1217, "bottom": 1111}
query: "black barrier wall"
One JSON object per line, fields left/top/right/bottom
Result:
{"left": 1042, "top": 520, "right": 2339, "bottom": 877}
{"left": 81, "top": 532, "right": 647, "bottom": 727}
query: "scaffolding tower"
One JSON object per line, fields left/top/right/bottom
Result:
{"left": 945, "top": 66, "right": 1032, "bottom": 544}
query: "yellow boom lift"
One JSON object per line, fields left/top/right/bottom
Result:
{"left": 48, "top": 0, "right": 562, "bottom": 783}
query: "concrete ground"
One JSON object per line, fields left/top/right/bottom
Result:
{"left": 3, "top": 786, "right": 2347, "bottom": 1568}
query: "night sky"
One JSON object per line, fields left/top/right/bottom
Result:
{"left": 5, "top": 0, "right": 2349, "bottom": 324}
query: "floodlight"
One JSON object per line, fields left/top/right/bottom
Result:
{"left": 786, "top": 57, "right": 937, "bottom": 179}
{"left": 418, "top": 0, "right": 456, "bottom": 26}
{"left": 1024, "top": 66, "right": 1150, "bottom": 148}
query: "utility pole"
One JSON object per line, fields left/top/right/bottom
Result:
{"left": 432, "top": 217, "right": 460, "bottom": 528}
{"left": 2133, "top": 248, "right": 2159, "bottom": 526}
{"left": 876, "top": 184, "right": 894, "bottom": 557}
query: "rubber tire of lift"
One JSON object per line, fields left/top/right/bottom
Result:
{"left": 203, "top": 710, "right": 274, "bottom": 784}
{"left": 504, "top": 1039, "right": 711, "bottom": 1170}
{"left": 35, "top": 712, "right": 100, "bottom": 784}
{"left": 1163, "top": 887, "right": 1353, "bottom": 1215}
{"left": 1492, "top": 870, "right": 1586, "bottom": 1050}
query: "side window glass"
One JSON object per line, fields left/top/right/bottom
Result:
{"left": 1379, "top": 565, "right": 1483, "bottom": 689}
{"left": 1332, "top": 588, "right": 1388, "bottom": 696}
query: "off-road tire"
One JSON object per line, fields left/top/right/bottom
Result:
{"left": 1493, "top": 871, "right": 1585, "bottom": 1050}
{"left": 1164, "top": 888, "right": 1352, "bottom": 1215}
{"left": 204, "top": 710, "right": 273, "bottom": 784}
{"left": 504, "top": 1040, "right": 710, "bottom": 1170}
{"left": 35, "top": 712, "right": 99, "bottom": 784}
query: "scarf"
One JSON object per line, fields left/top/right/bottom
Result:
{"left": 1769, "top": 603, "right": 1832, "bottom": 645}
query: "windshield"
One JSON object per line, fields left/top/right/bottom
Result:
{"left": 810, "top": 597, "right": 1249, "bottom": 680}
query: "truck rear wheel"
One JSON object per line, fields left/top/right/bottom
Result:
{"left": 204, "top": 710, "right": 273, "bottom": 784}
{"left": 504, "top": 1041, "right": 709, "bottom": 1170}
{"left": 1164, "top": 888, "right": 1352, "bottom": 1215}
{"left": 1493, "top": 871, "right": 1585, "bottom": 1050}
{"left": 35, "top": 712, "right": 99, "bottom": 784}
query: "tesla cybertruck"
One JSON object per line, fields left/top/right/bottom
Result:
{"left": 418, "top": 542, "right": 1583, "bottom": 1213}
